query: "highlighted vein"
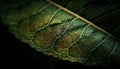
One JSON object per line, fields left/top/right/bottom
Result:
{"left": 52, "top": 17, "right": 78, "bottom": 47}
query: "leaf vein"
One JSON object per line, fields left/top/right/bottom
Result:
{"left": 86, "top": 36, "right": 109, "bottom": 62}
{"left": 67, "top": 24, "right": 90, "bottom": 52}
{"left": 108, "top": 41, "right": 118, "bottom": 58}
{"left": 52, "top": 17, "right": 78, "bottom": 47}
{"left": 31, "top": 8, "right": 61, "bottom": 46}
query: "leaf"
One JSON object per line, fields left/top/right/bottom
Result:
{"left": 0, "top": 0, "right": 120, "bottom": 65}
{"left": 52, "top": 0, "right": 120, "bottom": 38}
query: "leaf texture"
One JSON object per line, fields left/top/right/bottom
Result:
{"left": 52, "top": 0, "right": 120, "bottom": 38}
{"left": 0, "top": 0, "right": 120, "bottom": 65}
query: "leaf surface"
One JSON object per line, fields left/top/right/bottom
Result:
{"left": 0, "top": 0, "right": 120, "bottom": 65}
{"left": 52, "top": 0, "right": 120, "bottom": 38}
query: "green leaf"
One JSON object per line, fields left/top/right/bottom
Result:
{"left": 0, "top": 0, "right": 120, "bottom": 65}
{"left": 52, "top": 0, "right": 120, "bottom": 38}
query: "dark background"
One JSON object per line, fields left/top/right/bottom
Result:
{"left": 0, "top": 18, "right": 119, "bottom": 69}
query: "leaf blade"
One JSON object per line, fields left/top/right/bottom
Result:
{"left": 0, "top": 0, "right": 120, "bottom": 65}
